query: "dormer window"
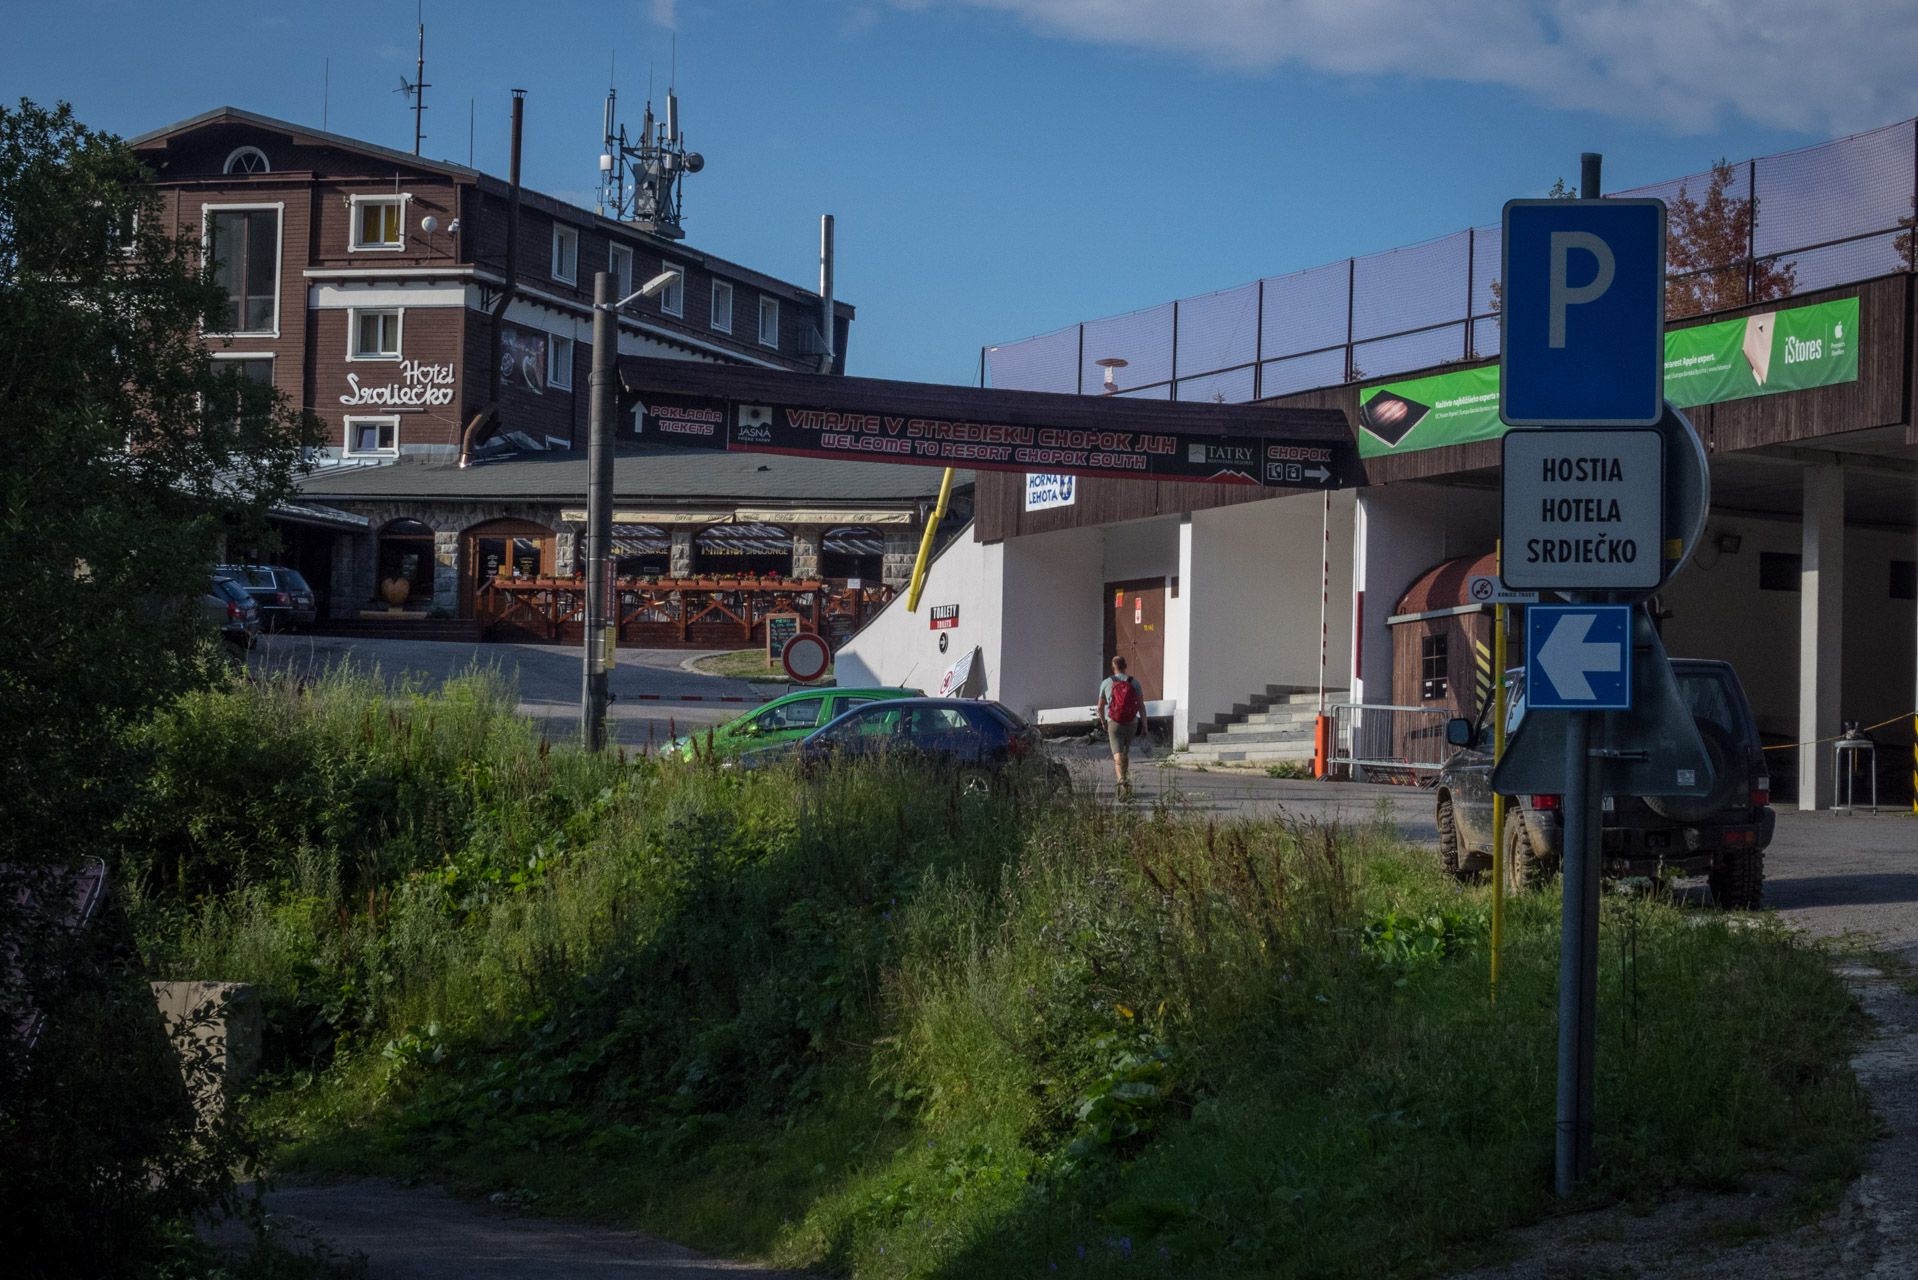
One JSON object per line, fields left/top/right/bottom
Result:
{"left": 350, "top": 195, "right": 407, "bottom": 251}
{"left": 223, "top": 146, "right": 270, "bottom": 175}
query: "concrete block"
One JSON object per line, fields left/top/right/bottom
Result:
{"left": 150, "top": 981, "right": 263, "bottom": 1112}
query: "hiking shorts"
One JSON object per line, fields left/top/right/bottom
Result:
{"left": 1106, "top": 717, "right": 1136, "bottom": 757}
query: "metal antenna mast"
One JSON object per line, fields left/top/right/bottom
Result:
{"left": 396, "top": 7, "right": 430, "bottom": 154}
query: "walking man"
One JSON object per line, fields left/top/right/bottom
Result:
{"left": 1097, "top": 655, "right": 1146, "bottom": 798}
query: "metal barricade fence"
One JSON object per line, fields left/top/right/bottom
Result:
{"left": 1328, "top": 703, "right": 1457, "bottom": 782}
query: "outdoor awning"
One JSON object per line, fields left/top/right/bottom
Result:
{"left": 269, "top": 502, "right": 371, "bottom": 532}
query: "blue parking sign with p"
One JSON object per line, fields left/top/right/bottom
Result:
{"left": 1500, "top": 199, "right": 1665, "bottom": 426}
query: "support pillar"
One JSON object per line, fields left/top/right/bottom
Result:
{"left": 791, "top": 526, "right": 822, "bottom": 580}
{"left": 882, "top": 528, "right": 918, "bottom": 587}
{"left": 1165, "top": 515, "right": 1193, "bottom": 747}
{"left": 432, "top": 528, "right": 459, "bottom": 614}
{"left": 555, "top": 528, "right": 580, "bottom": 578}
{"left": 670, "top": 527, "right": 695, "bottom": 578}
{"left": 1798, "top": 465, "right": 1844, "bottom": 810}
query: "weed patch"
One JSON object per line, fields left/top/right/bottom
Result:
{"left": 130, "top": 672, "right": 1875, "bottom": 1279}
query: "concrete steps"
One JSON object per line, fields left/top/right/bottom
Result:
{"left": 1179, "top": 687, "right": 1346, "bottom": 766}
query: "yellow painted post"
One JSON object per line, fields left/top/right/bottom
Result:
{"left": 904, "top": 467, "right": 956, "bottom": 613}
{"left": 1491, "top": 601, "right": 1508, "bottom": 1000}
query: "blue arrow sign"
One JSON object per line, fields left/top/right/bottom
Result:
{"left": 1526, "top": 604, "right": 1633, "bottom": 710}
{"left": 1501, "top": 199, "right": 1666, "bottom": 426}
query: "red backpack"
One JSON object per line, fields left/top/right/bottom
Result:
{"left": 1108, "top": 676, "right": 1142, "bottom": 724}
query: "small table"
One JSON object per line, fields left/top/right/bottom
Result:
{"left": 1832, "top": 738, "right": 1878, "bottom": 814}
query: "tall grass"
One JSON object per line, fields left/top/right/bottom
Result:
{"left": 127, "top": 672, "right": 1874, "bottom": 1279}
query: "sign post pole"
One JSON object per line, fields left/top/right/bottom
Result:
{"left": 582, "top": 270, "right": 616, "bottom": 749}
{"left": 1490, "top": 594, "right": 1507, "bottom": 999}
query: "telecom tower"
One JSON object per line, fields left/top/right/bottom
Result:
{"left": 596, "top": 77, "right": 704, "bottom": 239}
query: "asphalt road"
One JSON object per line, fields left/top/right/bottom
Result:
{"left": 250, "top": 633, "right": 788, "bottom": 747}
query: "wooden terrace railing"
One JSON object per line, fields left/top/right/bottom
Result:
{"left": 475, "top": 576, "right": 898, "bottom": 648}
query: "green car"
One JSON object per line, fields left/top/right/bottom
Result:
{"left": 668, "top": 686, "right": 923, "bottom": 761}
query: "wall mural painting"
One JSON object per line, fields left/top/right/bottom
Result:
{"left": 500, "top": 327, "right": 547, "bottom": 396}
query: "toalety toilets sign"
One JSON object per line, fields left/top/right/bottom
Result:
{"left": 1355, "top": 296, "right": 1857, "bottom": 458}
{"left": 340, "top": 360, "right": 456, "bottom": 409}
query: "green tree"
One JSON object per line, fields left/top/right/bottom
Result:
{"left": 0, "top": 99, "right": 317, "bottom": 1271}
{"left": 1895, "top": 196, "right": 1916, "bottom": 272}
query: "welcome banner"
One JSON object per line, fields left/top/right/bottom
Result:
{"left": 1356, "top": 296, "right": 1860, "bottom": 458}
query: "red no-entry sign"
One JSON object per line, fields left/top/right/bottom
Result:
{"left": 780, "top": 632, "right": 832, "bottom": 683}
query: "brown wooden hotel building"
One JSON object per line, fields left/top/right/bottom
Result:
{"left": 131, "top": 106, "right": 955, "bottom": 638}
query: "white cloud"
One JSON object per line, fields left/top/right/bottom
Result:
{"left": 649, "top": 0, "right": 678, "bottom": 30}
{"left": 930, "top": 0, "right": 1918, "bottom": 133}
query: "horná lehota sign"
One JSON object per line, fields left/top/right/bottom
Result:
{"left": 1357, "top": 296, "right": 1859, "bottom": 458}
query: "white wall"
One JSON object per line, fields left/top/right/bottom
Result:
{"left": 1659, "top": 512, "right": 1916, "bottom": 739}
{"left": 1184, "top": 491, "right": 1356, "bottom": 733}
{"left": 1351, "top": 484, "right": 1499, "bottom": 705}
{"left": 835, "top": 522, "right": 1005, "bottom": 697}
{"left": 1000, "top": 525, "right": 1106, "bottom": 716}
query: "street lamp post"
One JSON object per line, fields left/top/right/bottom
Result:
{"left": 582, "top": 267, "right": 681, "bottom": 749}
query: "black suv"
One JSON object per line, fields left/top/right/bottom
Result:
{"left": 1435, "top": 659, "right": 1774, "bottom": 907}
{"left": 216, "top": 564, "right": 317, "bottom": 630}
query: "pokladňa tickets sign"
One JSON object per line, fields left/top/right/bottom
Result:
{"left": 1356, "top": 296, "right": 1860, "bottom": 458}
{"left": 630, "top": 392, "right": 1353, "bottom": 488}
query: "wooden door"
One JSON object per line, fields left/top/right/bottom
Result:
{"left": 1103, "top": 578, "right": 1166, "bottom": 701}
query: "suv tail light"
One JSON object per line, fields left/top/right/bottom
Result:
{"left": 226, "top": 601, "right": 243, "bottom": 621}
{"left": 1527, "top": 794, "right": 1560, "bottom": 810}
{"left": 1751, "top": 776, "right": 1770, "bottom": 807}
{"left": 275, "top": 591, "right": 291, "bottom": 606}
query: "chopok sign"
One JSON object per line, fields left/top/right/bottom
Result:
{"left": 341, "top": 360, "right": 455, "bottom": 408}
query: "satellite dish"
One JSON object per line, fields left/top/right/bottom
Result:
{"left": 683, "top": 152, "right": 705, "bottom": 173}
{"left": 420, "top": 215, "right": 439, "bottom": 233}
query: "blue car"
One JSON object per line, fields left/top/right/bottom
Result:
{"left": 739, "top": 697, "right": 1067, "bottom": 793}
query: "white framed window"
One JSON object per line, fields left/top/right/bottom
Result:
{"left": 349, "top": 194, "right": 407, "bottom": 251}
{"left": 202, "top": 202, "right": 283, "bottom": 336}
{"left": 344, "top": 415, "right": 399, "bottom": 457}
{"left": 758, "top": 295, "right": 779, "bottom": 348}
{"left": 549, "top": 334, "right": 574, "bottom": 389}
{"left": 207, "top": 354, "right": 274, "bottom": 427}
{"left": 223, "top": 146, "right": 270, "bottom": 175}
{"left": 710, "top": 279, "right": 733, "bottom": 334}
{"left": 349, "top": 307, "right": 402, "bottom": 360}
{"left": 551, "top": 224, "right": 578, "bottom": 283}
{"left": 609, "top": 244, "right": 634, "bottom": 299}
{"left": 659, "top": 260, "right": 685, "bottom": 316}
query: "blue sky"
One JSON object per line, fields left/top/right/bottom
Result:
{"left": 6, "top": 0, "right": 1910, "bottom": 385}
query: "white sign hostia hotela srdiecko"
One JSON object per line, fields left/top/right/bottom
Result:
{"left": 1501, "top": 429, "right": 1664, "bottom": 591}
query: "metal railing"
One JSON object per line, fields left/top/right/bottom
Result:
{"left": 987, "top": 118, "right": 1918, "bottom": 402}
{"left": 1327, "top": 703, "right": 1457, "bottom": 781}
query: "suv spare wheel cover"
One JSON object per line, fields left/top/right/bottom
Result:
{"left": 1643, "top": 718, "right": 1743, "bottom": 823}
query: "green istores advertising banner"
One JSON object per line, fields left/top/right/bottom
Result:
{"left": 1355, "top": 296, "right": 1860, "bottom": 458}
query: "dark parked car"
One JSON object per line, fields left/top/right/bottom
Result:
{"left": 217, "top": 564, "right": 317, "bottom": 630}
{"left": 738, "top": 697, "right": 1068, "bottom": 792}
{"left": 204, "top": 574, "right": 260, "bottom": 657}
{"left": 1435, "top": 659, "right": 1773, "bottom": 907}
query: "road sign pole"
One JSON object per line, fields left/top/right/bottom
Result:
{"left": 1555, "top": 700, "right": 1599, "bottom": 1194}
{"left": 1490, "top": 599, "right": 1508, "bottom": 1000}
